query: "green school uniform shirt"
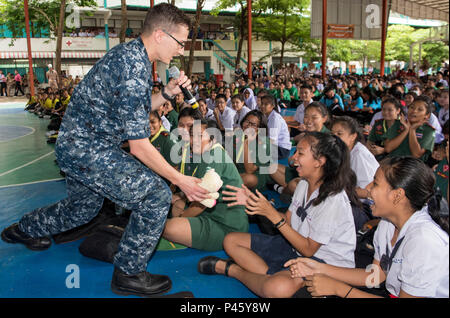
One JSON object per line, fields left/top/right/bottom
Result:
{"left": 150, "top": 128, "right": 176, "bottom": 166}
{"left": 385, "top": 121, "right": 435, "bottom": 162}
{"left": 276, "top": 88, "right": 291, "bottom": 101}
{"left": 185, "top": 144, "right": 249, "bottom": 250}
{"left": 166, "top": 109, "right": 178, "bottom": 132}
{"left": 434, "top": 158, "right": 449, "bottom": 197}
{"left": 368, "top": 119, "right": 396, "bottom": 146}
{"left": 288, "top": 86, "right": 299, "bottom": 100}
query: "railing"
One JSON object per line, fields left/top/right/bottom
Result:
{"left": 203, "top": 39, "right": 247, "bottom": 71}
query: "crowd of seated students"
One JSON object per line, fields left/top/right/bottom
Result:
{"left": 44, "top": 65, "right": 449, "bottom": 298}
{"left": 24, "top": 85, "right": 73, "bottom": 144}
{"left": 157, "top": 67, "right": 448, "bottom": 298}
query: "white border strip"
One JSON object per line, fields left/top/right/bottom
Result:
{"left": 0, "top": 177, "right": 65, "bottom": 189}
{"left": 0, "top": 151, "right": 55, "bottom": 177}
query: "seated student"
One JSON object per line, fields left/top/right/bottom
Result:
{"left": 287, "top": 157, "right": 449, "bottom": 298}
{"left": 243, "top": 88, "right": 258, "bottom": 110}
{"left": 260, "top": 95, "right": 291, "bottom": 160}
{"left": 435, "top": 89, "right": 449, "bottom": 127}
{"left": 162, "top": 119, "right": 249, "bottom": 251}
{"left": 174, "top": 107, "right": 203, "bottom": 176}
{"left": 39, "top": 92, "right": 54, "bottom": 117}
{"left": 213, "top": 93, "right": 236, "bottom": 133}
{"left": 164, "top": 99, "right": 179, "bottom": 131}
{"left": 24, "top": 93, "right": 38, "bottom": 111}
{"left": 276, "top": 82, "right": 291, "bottom": 108}
{"left": 270, "top": 102, "right": 331, "bottom": 197}
{"left": 149, "top": 110, "right": 176, "bottom": 167}
{"left": 319, "top": 87, "right": 344, "bottom": 115}
{"left": 367, "top": 97, "right": 403, "bottom": 161}
{"left": 285, "top": 85, "right": 314, "bottom": 135}
{"left": 331, "top": 116, "right": 379, "bottom": 200}
{"left": 361, "top": 86, "right": 381, "bottom": 120}
{"left": 198, "top": 132, "right": 356, "bottom": 298}
{"left": 174, "top": 92, "right": 187, "bottom": 113}
{"left": 347, "top": 85, "right": 364, "bottom": 112}
{"left": 232, "top": 110, "right": 272, "bottom": 191}
{"left": 384, "top": 96, "right": 436, "bottom": 162}
{"left": 370, "top": 95, "right": 443, "bottom": 144}
{"left": 206, "top": 90, "right": 217, "bottom": 110}
{"left": 231, "top": 94, "right": 251, "bottom": 129}
{"left": 198, "top": 98, "right": 215, "bottom": 121}
{"left": 286, "top": 81, "right": 299, "bottom": 107}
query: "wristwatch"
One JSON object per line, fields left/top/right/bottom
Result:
{"left": 161, "top": 86, "right": 175, "bottom": 101}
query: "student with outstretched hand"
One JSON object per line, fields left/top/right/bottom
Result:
{"left": 286, "top": 157, "right": 449, "bottom": 298}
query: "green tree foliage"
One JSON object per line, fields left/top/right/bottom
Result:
{"left": 253, "top": 0, "right": 310, "bottom": 66}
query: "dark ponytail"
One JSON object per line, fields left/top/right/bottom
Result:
{"left": 300, "top": 132, "right": 358, "bottom": 207}
{"left": 380, "top": 156, "right": 449, "bottom": 234}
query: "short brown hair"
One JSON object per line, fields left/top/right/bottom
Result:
{"left": 142, "top": 3, "right": 191, "bottom": 36}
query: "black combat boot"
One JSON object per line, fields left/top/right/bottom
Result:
{"left": 1, "top": 223, "right": 52, "bottom": 251}
{"left": 111, "top": 267, "right": 172, "bottom": 297}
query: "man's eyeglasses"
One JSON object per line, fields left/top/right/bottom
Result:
{"left": 162, "top": 29, "right": 185, "bottom": 48}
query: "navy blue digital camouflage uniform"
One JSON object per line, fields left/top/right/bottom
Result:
{"left": 18, "top": 37, "right": 172, "bottom": 275}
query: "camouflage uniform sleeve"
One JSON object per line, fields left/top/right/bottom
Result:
{"left": 116, "top": 74, "right": 153, "bottom": 140}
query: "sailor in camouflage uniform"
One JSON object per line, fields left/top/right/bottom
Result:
{"left": 1, "top": 3, "right": 208, "bottom": 297}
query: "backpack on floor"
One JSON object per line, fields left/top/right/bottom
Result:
{"left": 78, "top": 224, "right": 124, "bottom": 264}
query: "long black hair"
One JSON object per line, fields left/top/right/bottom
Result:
{"left": 299, "top": 132, "right": 359, "bottom": 207}
{"left": 331, "top": 115, "right": 364, "bottom": 147}
{"left": 380, "top": 156, "right": 448, "bottom": 234}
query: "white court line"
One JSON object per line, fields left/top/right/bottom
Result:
{"left": 0, "top": 151, "right": 55, "bottom": 177}
{"left": 0, "top": 177, "right": 65, "bottom": 189}
{"left": 0, "top": 125, "right": 36, "bottom": 143}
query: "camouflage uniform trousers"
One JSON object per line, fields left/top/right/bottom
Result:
{"left": 18, "top": 151, "right": 172, "bottom": 275}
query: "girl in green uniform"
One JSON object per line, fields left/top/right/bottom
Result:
{"left": 384, "top": 96, "right": 436, "bottom": 162}
{"left": 162, "top": 119, "right": 249, "bottom": 251}
{"left": 149, "top": 111, "right": 176, "bottom": 167}
{"left": 367, "top": 97, "right": 403, "bottom": 161}
{"left": 233, "top": 110, "right": 273, "bottom": 191}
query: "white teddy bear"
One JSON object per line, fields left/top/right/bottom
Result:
{"left": 198, "top": 168, "right": 223, "bottom": 208}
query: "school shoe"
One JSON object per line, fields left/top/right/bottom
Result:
{"left": 1, "top": 223, "right": 52, "bottom": 251}
{"left": 197, "top": 256, "right": 235, "bottom": 276}
{"left": 111, "top": 267, "right": 172, "bottom": 297}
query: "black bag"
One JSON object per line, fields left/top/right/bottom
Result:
{"left": 53, "top": 199, "right": 129, "bottom": 244}
{"left": 78, "top": 224, "right": 124, "bottom": 264}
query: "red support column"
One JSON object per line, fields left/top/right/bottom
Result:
{"left": 247, "top": 0, "right": 252, "bottom": 80}
{"left": 24, "top": 0, "right": 35, "bottom": 97}
{"left": 380, "top": 0, "right": 388, "bottom": 76}
{"left": 150, "top": 0, "right": 157, "bottom": 82}
{"left": 321, "top": 0, "right": 327, "bottom": 79}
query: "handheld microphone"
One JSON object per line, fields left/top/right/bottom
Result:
{"left": 167, "top": 66, "right": 199, "bottom": 109}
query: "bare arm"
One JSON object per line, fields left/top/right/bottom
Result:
{"left": 128, "top": 138, "right": 208, "bottom": 202}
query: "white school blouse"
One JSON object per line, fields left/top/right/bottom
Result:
{"left": 373, "top": 208, "right": 449, "bottom": 298}
{"left": 350, "top": 142, "right": 379, "bottom": 189}
{"left": 267, "top": 110, "right": 292, "bottom": 150}
{"left": 217, "top": 107, "right": 236, "bottom": 130}
{"left": 233, "top": 106, "right": 251, "bottom": 128}
{"left": 293, "top": 99, "right": 313, "bottom": 125}
{"left": 288, "top": 180, "right": 356, "bottom": 268}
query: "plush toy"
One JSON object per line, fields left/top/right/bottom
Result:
{"left": 198, "top": 168, "right": 223, "bottom": 208}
